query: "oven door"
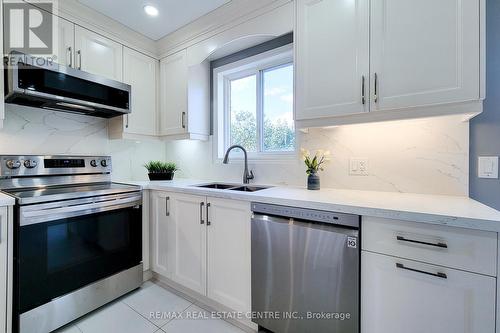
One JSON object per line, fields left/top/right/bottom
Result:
{"left": 15, "top": 192, "right": 142, "bottom": 315}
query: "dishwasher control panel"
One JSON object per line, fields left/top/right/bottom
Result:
{"left": 251, "top": 202, "right": 360, "bottom": 229}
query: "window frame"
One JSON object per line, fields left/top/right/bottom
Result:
{"left": 213, "top": 44, "right": 295, "bottom": 162}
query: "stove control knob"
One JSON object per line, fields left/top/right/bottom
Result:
{"left": 6, "top": 160, "right": 21, "bottom": 169}
{"left": 24, "top": 160, "right": 38, "bottom": 169}
{"left": 90, "top": 160, "right": 97, "bottom": 167}
{"left": 100, "top": 160, "right": 108, "bottom": 167}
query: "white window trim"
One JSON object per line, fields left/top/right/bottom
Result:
{"left": 213, "top": 44, "right": 295, "bottom": 163}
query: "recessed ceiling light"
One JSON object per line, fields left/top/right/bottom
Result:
{"left": 144, "top": 5, "right": 159, "bottom": 17}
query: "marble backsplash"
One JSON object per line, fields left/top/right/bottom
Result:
{"left": 0, "top": 104, "right": 166, "bottom": 181}
{"left": 0, "top": 105, "right": 469, "bottom": 196}
{"left": 165, "top": 115, "right": 469, "bottom": 196}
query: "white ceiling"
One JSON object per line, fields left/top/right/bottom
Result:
{"left": 78, "top": 0, "right": 231, "bottom": 41}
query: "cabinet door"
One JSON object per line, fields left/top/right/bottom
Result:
{"left": 295, "top": 0, "right": 369, "bottom": 120}
{"left": 168, "top": 193, "right": 206, "bottom": 294}
{"left": 159, "top": 50, "right": 188, "bottom": 136}
{"left": 370, "top": 0, "right": 480, "bottom": 111}
{"left": 123, "top": 47, "right": 157, "bottom": 136}
{"left": 0, "top": 207, "right": 7, "bottom": 333}
{"left": 361, "top": 252, "right": 495, "bottom": 333}
{"left": 150, "top": 191, "right": 171, "bottom": 277}
{"left": 207, "top": 198, "right": 251, "bottom": 312}
{"left": 75, "top": 26, "right": 123, "bottom": 81}
{"left": 56, "top": 18, "right": 75, "bottom": 68}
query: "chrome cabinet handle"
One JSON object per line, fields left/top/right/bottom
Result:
{"left": 181, "top": 112, "right": 186, "bottom": 129}
{"left": 126, "top": 115, "right": 129, "bottom": 129}
{"left": 396, "top": 263, "right": 447, "bottom": 279}
{"left": 206, "top": 203, "right": 211, "bottom": 226}
{"left": 77, "top": 50, "right": 82, "bottom": 70}
{"left": 374, "top": 72, "right": 379, "bottom": 103}
{"left": 361, "top": 75, "right": 366, "bottom": 105}
{"left": 67, "top": 47, "right": 73, "bottom": 68}
{"left": 396, "top": 236, "right": 448, "bottom": 249}
{"left": 200, "top": 202, "right": 205, "bottom": 224}
{"left": 165, "top": 196, "right": 170, "bottom": 217}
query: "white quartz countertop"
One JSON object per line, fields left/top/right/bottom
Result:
{"left": 118, "top": 179, "right": 500, "bottom": 232}
{"left": 0, "top": 192, "right": 15, "bottom": 206}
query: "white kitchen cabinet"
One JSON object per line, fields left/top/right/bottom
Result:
{"left": 56, "top": 17, "right": 75, "bottom": 68}
{"left": 370, "top": 0, "right": 480, "bottom": 111}
{"left": 0, "top": 207, "right": 6, "bottom": 333}
{"left": 159, "top": 50, "right": 210, "bottom": 140}
{"left": 294, "top": 0, "right": 484, "bottom": 127}
{"left": 151, "top": 191, "right": 170, "bottom": 277}
{"left": 167, "top": 193, "right": 207, "bottom": 294}
{"left": 159, "top": 50, "right": 188, "bottom": 137}
{"left": 362, "top": 216, "right": 497, "bottom": 276}
{"left": 361, "top": 252, "right": 496, "bottom": 333}
{"left": 0, "top": 207, "right": 12, "bottom": 333}
{"left": 109, "top": 47, "right": 158, "bottom": 138}
{"left": 295, "top": 0, "right": 369, "bottom": 120}
{"left": 75, "top": 26, "right": 123, "bottom": 81}
{"left": 207, "top": 198, "right": 251, "bottom": 313}
{"left": 151, "top": 191, "right": 206, "bottom": 294}
{"left": 151, "top": 191, "right": 251, "bottom": 312}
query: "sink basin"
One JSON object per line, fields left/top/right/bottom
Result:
{"left": 228, "top": 186, "right": 268, "bottom": 192}
{"left": 193, "top": 183, "right": 269, "bottom": 192}
{"left": 195, "top": 183, "right": 238, "bottom": 190}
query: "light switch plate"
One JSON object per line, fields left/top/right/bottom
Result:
{"left": 478, "top": 156, "right": 499, "bottom": 179}
{"left": 349, "top": 158, "right": 369, "bottom": 176}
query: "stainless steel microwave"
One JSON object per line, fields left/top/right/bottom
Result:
{"left": 4, "top": 53, "right": 131, "bottom": 118}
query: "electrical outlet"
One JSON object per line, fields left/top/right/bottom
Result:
{"left": 349, "top": 158, "right": 369, "bottom": 176}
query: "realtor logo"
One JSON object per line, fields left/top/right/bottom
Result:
{"left": 4, "top": 1, "right": 54, "bottom": 55}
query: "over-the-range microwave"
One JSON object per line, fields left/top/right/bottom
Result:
{"left": 4, "top": 53, "right": 131, "bottom": 118}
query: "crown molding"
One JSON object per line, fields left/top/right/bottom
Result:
{"left": 23, "top": 0, "right": 158, "bottom": 58}
{"left": 21, "top": 0, "right": 292, "bottom": 60}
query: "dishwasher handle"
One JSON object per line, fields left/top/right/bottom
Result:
{"left": 252, "top": 213, "right": 359, "bottom": 238}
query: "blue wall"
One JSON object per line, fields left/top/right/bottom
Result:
{"left": 470, "top": 0, "right": 500, "bottom": 209}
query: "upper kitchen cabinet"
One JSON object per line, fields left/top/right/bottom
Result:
{"left": 295, "top": 0, "right": 369, "bottom": 120}
{"left": 56, "top": 18, "right": 75, "bottom": 68}
{"left": 109, "top": 47, "right": 158, "bottom": 139}
{"left": 370, "top": 0, "right": 480, "bottom": 112}
{"left": 159, "top": 49, "right": 210, "bottom": 140}
{"left": 75, "top": 26, "right": 123, "bottom": 81}
{"left": 295, "top": 0, "right": 485, "bottom": 128}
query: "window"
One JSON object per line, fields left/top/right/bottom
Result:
{"left": 214, "top": 45, "right": 295, "bottom": 160}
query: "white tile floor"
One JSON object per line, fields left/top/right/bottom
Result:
{"left": 54, "top": 281, "right": 248, "bottom": 333}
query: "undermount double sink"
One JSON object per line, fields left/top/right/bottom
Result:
{"left": 193, "top": 183, "right": 270, "bottom": 193}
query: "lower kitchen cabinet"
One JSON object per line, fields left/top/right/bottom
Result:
{"left": 151, "top": 191, "right": 206, "bottom": 294}
{"left": 207, "top": 198, "right": 251, "bottom": 313}
{"left": 166, "top": 192, "right": 207, "bottom": 295}
{"left": 150, "top": 191, "right": 251, "bottom": 312}
{"left": 361, "top": 251, "right": 496, "bottom": 333}
{"left": 0, "top": 207, "right": 12, "bottom": 333}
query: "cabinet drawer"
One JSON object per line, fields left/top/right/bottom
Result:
{"left": 361, "top": 252, "right": 496, "bottom": 333}
{"left": 362, "top": 217, "right": 497, "bottom": 276}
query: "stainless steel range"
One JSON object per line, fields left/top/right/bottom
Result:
{"left": 0, "top": 155, "right": 143, "bottom": 333}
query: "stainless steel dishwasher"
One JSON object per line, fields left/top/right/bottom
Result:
{"left": 251, "top": 203, "right": 360, "bottom": 333}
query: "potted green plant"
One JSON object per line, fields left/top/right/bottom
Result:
{"left": 301, "top": 149, "right": 330, "bottom": 190}
{"left": 144, "top": 161, "right": 179, "bottom": 181}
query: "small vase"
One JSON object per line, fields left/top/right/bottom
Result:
{"left": 307, "top": 171, "right": 320, "bottom": 190}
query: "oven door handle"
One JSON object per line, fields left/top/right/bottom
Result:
{"left": 20, "top": 194, "right": 142, "bottom": 226}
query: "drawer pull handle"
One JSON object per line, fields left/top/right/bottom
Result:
{"left": 396, "top": 263, "right": 447, "bottom": 279}
{"left": 396, "top": 236, "right": 448, "bottom": 249}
